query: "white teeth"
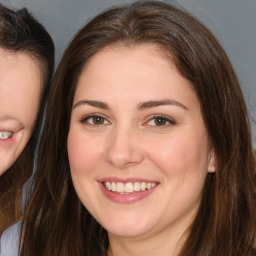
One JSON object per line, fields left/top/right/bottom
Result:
{"left": 134, "top": 182, "right": 141, "bottom": 192}
{"left": 106, "top": 182, "right": 111, "bottom": 190}
{"left": 124, "top": 182, "right": 133, "bottom": 193}
{"left": 104, "top": 181, "right": 157, "bottom": 194}
{"left": 141, "top": 182, "right": 146, "bottom": 191}
{"left": 111, "top": 182, "right": 116, "bottom": 192}
{"left": 0, "top": 131, "right": 12, "bottom": 140}
{"left": 151, "top": 183, "right": 156, "bottom": 188}
{"left": 116, "top": 182, "right": 124, "bottom": 193}
{"left": 146, "top": 183, "right": 152, "bottom": 190}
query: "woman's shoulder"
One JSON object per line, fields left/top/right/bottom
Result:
{"left": 0, "top": 221, "right": 21, "bottom": 256}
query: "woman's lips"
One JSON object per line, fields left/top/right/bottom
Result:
{"left": 0, "top": 131, "right": 16, "bottom": 147}
{"left": 0, "top": 128, "right": 23, "bottom": 147}
{"left": 103, "top": 181, "right": 157, "bottom": 193}
{"left": 98, "top": 179, "right": 159, "bottom": 203}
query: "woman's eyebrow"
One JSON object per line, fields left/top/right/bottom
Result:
{"left": 137, "top": 99, "right": 188, "bottom": 111}
{"left": 72, "top": 99, "right": 188, "bottom": 111}
{"left": 72, "top": 100, "right": 110, "bottom": 110}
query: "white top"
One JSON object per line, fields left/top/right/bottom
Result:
{"left": 0, "top": 221, "right": 20, "bottom": 256}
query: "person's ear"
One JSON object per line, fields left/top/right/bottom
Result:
{"left": 208, "top": 150, "right": 216, "bottom": 173}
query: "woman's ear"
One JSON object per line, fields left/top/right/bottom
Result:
{"left": 208, "top": 150, "right": 216, "bottom": 173}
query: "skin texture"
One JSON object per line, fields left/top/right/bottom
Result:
{"left": 0, "top": 48, "right": 42, "bottom": 176}
{"left": 67, "top": 44, "right": 216, "bottom": 256}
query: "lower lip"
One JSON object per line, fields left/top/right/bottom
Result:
{"left": 0, "top": 136, "right": 15, "bottom": 147}
{"left": 99, "top": 182, "right": 157, "bottom": 204}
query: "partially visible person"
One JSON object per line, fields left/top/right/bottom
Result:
{"left": 20, "top": 1, "right": 256, "bottom": 256}
{"left": 0, "top": 2, "right": 54, "bottom": 242}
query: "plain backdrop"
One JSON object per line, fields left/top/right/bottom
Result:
{"left": 2, "top": 0, "right": 256, "bottom": 146}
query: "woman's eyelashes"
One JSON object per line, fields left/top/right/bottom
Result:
{"left": 79, "top": 113, "right": 176, "bottom": 129}
{"left": 80, "top": 114, "right": 110, "bottom": 126}
{"left": 0, "top": 131, "right": 13, "bottom": 140}
{"left": 145, "top": 115, "right": 176, "bottom": 128}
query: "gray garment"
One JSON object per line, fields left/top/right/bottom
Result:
{"left": 0, "top": 221, "right": 20, "bottom": 256}
{"left": 0, "top": 178, "right": 32, "bottom": 256}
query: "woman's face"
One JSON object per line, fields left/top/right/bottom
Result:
{"left": 0, "top": 48, "right": 42, "bottom": 175}
{"left": 68, "top": 44, "right": 216, "bottom": 241}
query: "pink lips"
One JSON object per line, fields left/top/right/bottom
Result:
{"left": 98, "top": 178, "right": 158, "bottom": 204}
{"left": 0, "top": 134, "right": 15, "bottom": 147}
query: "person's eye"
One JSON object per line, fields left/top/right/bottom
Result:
{"left": 0, "top": 131, "right": 13, "bottom": 140}
{"left": 81, "top": 114, "right": 110, "bottom": 126}
{"left": 146, "top": 115, "right": 175, "bottom": 127}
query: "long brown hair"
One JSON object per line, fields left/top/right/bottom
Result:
{"left": 0, "top": 4, "right": 54, "bottom": 235}
{"left": 21, "top": 1, "right": 256, "bottom": 255}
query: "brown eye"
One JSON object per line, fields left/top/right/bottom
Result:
{"left": 154, "top": 117, "right": 167, "bottom": 126}
{"left": 147, "top": 115, "right": 175, "bottom": 127}
{"left": 92, "top": 116, "right": 105, "bottom": 124}
{"left": 81, "top": 115, "right": 109, "bottom": 125}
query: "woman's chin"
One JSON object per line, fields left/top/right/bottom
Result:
{"left": 104, "top": 222, "right": 153, "bottom": 239}
{"left": 0, "top": 156, "right": 15, "bottom": 176}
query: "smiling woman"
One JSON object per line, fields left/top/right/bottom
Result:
{"left": 0, "top": 4, "right": 54, "bottom": 238}
{"left": 20, "top": 1, "right": 256, "bottom": 256}
{"left": 67, "top": 44, "right": 214, "bottom": 243}
{"left": 0, "top": 49, "right": 42, "bottom": 175}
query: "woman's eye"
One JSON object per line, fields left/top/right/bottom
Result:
{"left": 147, "top": 116, "right": 175, "bottom": 127}
{"left": 0, "top": 131, "right": 13, "bottom": 139}
{"left": 81, "top": 115, "right": 109, "bottom": 125}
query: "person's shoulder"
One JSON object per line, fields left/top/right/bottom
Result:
{"left": 0, "top": 221, "right": 21, "bottom": 256}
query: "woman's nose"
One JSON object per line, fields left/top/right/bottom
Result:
{"left": 104, "top": 126, "right": 144, "bottom": 169}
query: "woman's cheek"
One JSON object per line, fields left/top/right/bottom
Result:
{"left": 145, "top": 135, "right": 192, "bottom": 174}
{"left": 68, "top": 130, "right": 104, "bottom": 174}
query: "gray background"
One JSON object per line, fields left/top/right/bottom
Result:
{"left": 2, "top": 0, "right": 256, "bottom": 146}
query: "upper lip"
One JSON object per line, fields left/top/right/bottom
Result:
{"left": 97, "top": 177, "right": 159, "bottom": 183}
